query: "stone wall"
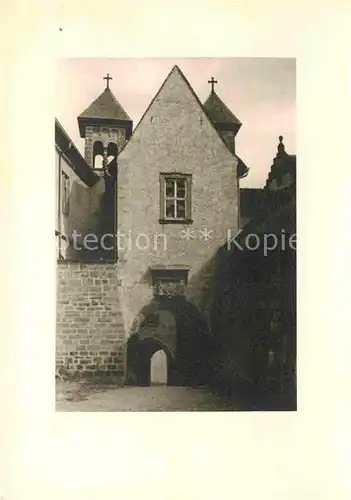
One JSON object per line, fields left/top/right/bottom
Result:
{"left": 56, "top": 262, "right": 126, "bottom": 379}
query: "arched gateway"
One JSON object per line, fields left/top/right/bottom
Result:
{"left": 125, "top": 297, "right": 213, "bottom": 387}
{"left": 126, "top": 335, "right": 175, "bottom": 386}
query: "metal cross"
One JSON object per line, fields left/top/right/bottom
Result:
{"left": 103, "top": 73, "right": 113, "bottom": 89}
{"left": 208, "top": 76, "right": 218, "bottom": 92}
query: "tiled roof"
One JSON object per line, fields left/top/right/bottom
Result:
{"left": 240, "top": 186, "right": 295, "bottom": 229}
{"left": 79, "top": 88, "right": 132, "bottom": 121}
{"left": 240, "top": 188, "right": 266, "bottom": 225}
{"left": 203, "top": 90, "right": 242, "bottom": 126}
{"left": 239, "top": 186, "right": 296, "bottom": 239}
{"left": 55, "top": 119, "right": 98, "bottom": 187}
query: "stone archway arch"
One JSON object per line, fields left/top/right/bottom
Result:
{"left": 126, "top": 297, "right": 214, "bottom": 387}
{"left": 129, "top": 302, "right": 161, "bottom": 337}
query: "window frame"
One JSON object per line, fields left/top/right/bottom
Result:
{"left": 159, "top": 173, "right": 192, "bottom": 224}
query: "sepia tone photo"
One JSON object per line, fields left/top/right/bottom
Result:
{"left": 55, "top": 57, "right": 296, "bottom": 411}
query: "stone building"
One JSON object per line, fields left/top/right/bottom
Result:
{"left": 212, "top": 137, "right": 296, "bottom": 409}
{"left": 56, "top": 65, "right": 249, "bottom": 386}
{"left": 55, "top": 66, "right": 296, "bottom": 406}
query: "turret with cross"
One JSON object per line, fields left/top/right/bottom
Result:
{"left": 77, "top": 72, "right": 133, "bottom": 168}
{"left": 203, "top": 74, "right": 242, "bottom": 154}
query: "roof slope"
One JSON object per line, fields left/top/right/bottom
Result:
{"left": 79, "top": 87, "right": 131, "bottom": 121}
{"left": 239, "top": 185, "right": 296, "bottom": 237}
{"left": 55, "top": 119, "right": 98, "bottom": 187}
{"left": 203, "top": 90, "right": 242, "bottom": 126}
{"left": 240, "top": 188, "right": 265, "bottom": 227}
{"left": 239, "top": 185, "right": 295, "bottom": 229}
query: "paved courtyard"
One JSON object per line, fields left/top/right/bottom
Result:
{"left": 56, "top": 381, "right": 240, "bottom": 411}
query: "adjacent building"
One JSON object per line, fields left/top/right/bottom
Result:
{"left": 212, "top": 137, "right": 296, "bottom": 409}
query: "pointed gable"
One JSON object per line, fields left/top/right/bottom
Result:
{"left": 120, "top": 65, "right": 237, "bottom": 164}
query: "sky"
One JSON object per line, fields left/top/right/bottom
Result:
{"left": 56, "top": 58, "right": 295, "bottom": 188}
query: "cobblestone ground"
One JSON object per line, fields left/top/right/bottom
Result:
{"left": 56, "top": 381, "right": 239, "bottom": 411}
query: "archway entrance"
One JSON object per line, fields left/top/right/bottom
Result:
{"left": 126, "top": 336, "right": 174, "bottom": 386}
{"left": 126, "top": 297, "right": 214, "bottom": 387}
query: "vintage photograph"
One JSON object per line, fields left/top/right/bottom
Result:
{"left": 55, "top": 58, "right": 296, "bottom": 411}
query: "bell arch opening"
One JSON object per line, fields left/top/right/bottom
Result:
{"left": 93, "top": 140, "right": 104, "bottom": 168}
{"left": 107, "top": 142, "right": 118, "bottom": 165}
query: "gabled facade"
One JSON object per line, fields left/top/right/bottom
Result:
{"left": 116, "top": 65, "right": 245, "bottom": 384}
{"left": 56, "top": 65, "right": 251, "bottom": 386}
{"left": 117, "top": 66, "right": 239, "bottom": 312}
